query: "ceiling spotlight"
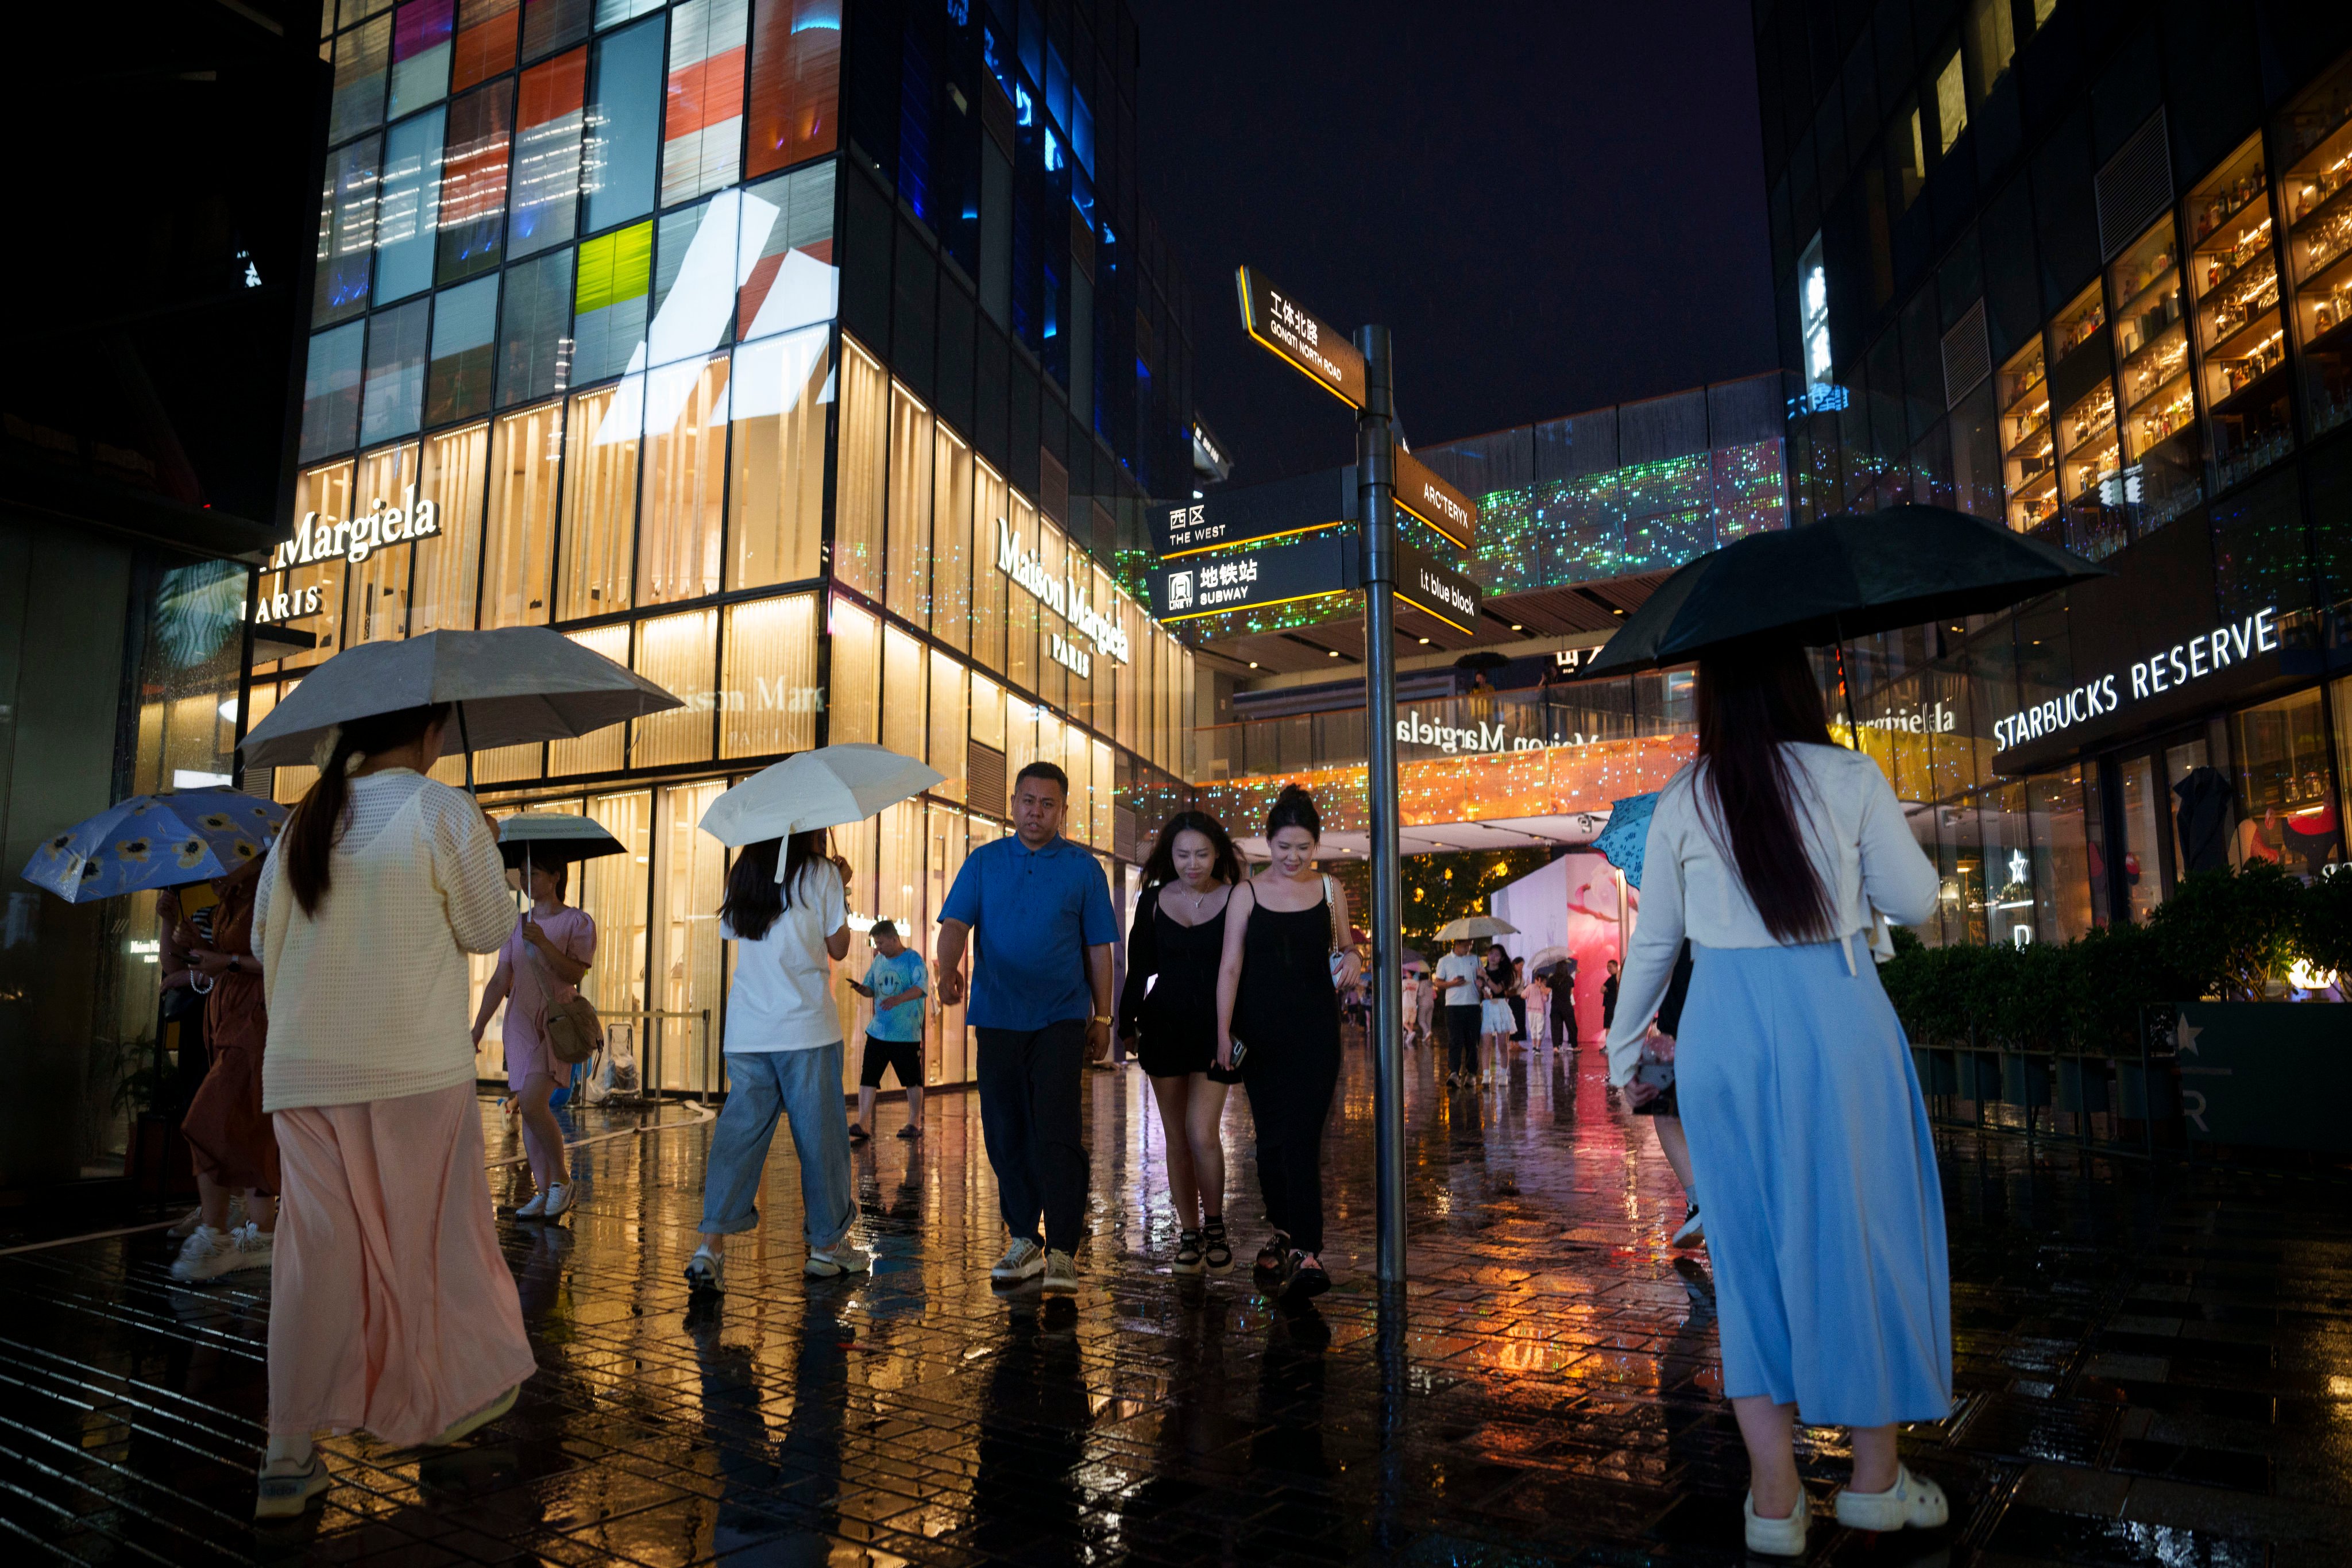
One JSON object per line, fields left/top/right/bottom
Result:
{"left": 1509, "top": 623, "right": 1523, "bottom": 632}
{"left": 1328, "top": 648, "right": 1340, "bottom": 656}
{"left": 1417, "top": 636, "right": 1430, "bottom": 645}
{"left": 1611, "top": 607, "right": 1625, "bottom": 616}
{"left": 1248, "top": 661, "right": 1258, "bottom": 669}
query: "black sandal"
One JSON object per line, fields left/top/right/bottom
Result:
{"left": 847, "top": 1123, "right": 870, "bottom": 1144}
{"left": 1284, "top": 1250, "right": 1330, "bottom": 1301}
{"left": 1202, "top": 1216, "right": 1233, "bottom": 1273}
{"left": 1253, "top": 1231, "right": 1291, "bottom": 1277}
{"left": 1173, "top": 1229, "right": 1204, "bottom": 1275}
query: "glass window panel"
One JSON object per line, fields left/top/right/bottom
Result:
{"left": 2280, "top": 57, "right": 2352, "bottom": 440}
{"left": 596, "top": 0, "right": 662, "bottom": 25}
{"left": 661, "top": 0, "right": 750, "bottom": 208}
{"left": 725, "top": 324, "right": 828, "bottom": 588}
{"left": 360, "top": 299, "right": 431, "bottom": 445}
{"left": 1091, "top": 736, "right": 1113, "bottom": 849}
{"left": 374, "top": 108, "right": 445, "bottom": 302}
{"left": 347, "top": 443, "right": 422, "bottom": 643}
{"left": 875, "top": 797, "right": 922, "bottom": 945}
{"left": 451, "top": 0, "right": 520, "bottom": 91}
{"left": 551, "top": 625, "right": 632, "bottom": 771}
{"left": 1934, "top": 46, "right": 1966, "bottom": 155}
{"left": 331, "top": 14, "right": 393, "bottom": 141}
{"left": 493, "top": 246, "right": 574, "bottom": 406}
{"left": 436, "top": 81, "right": 513, "bottom": 281}
{"left": 260, "top": 465, "right": 354, "bottom": 677}
{"left": 1006, "top": 491, "right": 1037, "bottom": 693}
{"left": 656, "top": 779, "right": 729, "bottom": 1089}
{"left": 886, "top": 384, "right": 933, "bottom": 624}
{"left": 585, "top": 15, "right": 665, "bottom": 232}
{"left": 558, "top": 381, "right": 640, "bottom": 617}
{"left": 834, "top": 335, "right": 888, "bottom": 596}
{"left": 2230, "top": 687, "right": 2337, "bottom": 877}
{"left": 389, "top": 0, "right": 454, "bottom": 116}
{"left": 828, "top": 595, "right": 879, "bottom": 744}
{"left": 298, "top": 323, "right": 367, "bottom": 461}
{"left": 931, "top": 426, "right": 972, "bottom": 652}
{"left": 882, "top": 624, "right": 927, "bottom": 762}
{"left": 632, "top": 609, "right": 717, "bottom": 765}
{"left": 424, "top": 274, "right": 499, "bottom": 423}
{"left": 474, "top": 735, "right": 543, "bottom": 782}
{"left": 638, "top": 354, "right": 728, "bottom": 604}
{"left": 522, "top": 0, "right": 591, "bottom": 59}
{"left": 573, "top": 219, "right": 654, "bottom": 383}
{"left": 577, "top": 787, "right": 650, "bottom": 1015}
{"left": 720, "top": 593, "right": 818, "bottom": 756}
{"left": 509, "top": 47, "right": 588, "bottom": 256}
{"left": 651, "top": 196, "right": 740, "bottom": 366}
{"left": 412, "top": 421, "right": 489, "bottom": 633}
{"left": 314, "top": 135, "right": 382, "bottom": 325}
{"left": 971, "top": 459, "right": 1007, "bottom": 677}
{"left": 736, "top": 160, "right": 836, "bottom": 340}
{"left": 929, "top": 651, "right": 967, "bottom": 801}
{"left": 484, "top": 400, "right": 561, "bottom": 624}
{"left": 746, "top": 0, "right": 841, "bottom": 176}
{"left": 970, "top": 671, "right": 1004, "bottom": 751}
{"left": 1062, "top": 725, "right": 1088, "bottom": 845}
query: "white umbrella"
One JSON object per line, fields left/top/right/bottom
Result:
{"left": 240, "top": 628, "right": 682, "bottom": 768}
{"left": 699, "top": 744, "right": 944, "bottom": 853}
{"left": 1435, "top": 914, "right": 1520, "bottom": 942}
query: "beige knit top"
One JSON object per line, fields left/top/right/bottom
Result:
{"left": 254, "top": 769, "right": 516, "bottom": 1111}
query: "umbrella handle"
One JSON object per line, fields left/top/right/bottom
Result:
{"left": 458, "top": 701, "right": 476, "bottom": 794}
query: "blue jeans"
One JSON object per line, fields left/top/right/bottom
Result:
{"left": 700, "top": 1045, "right": 856, "bottom": 1250}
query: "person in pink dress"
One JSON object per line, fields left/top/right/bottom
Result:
{"left": 472, "top": 860, "right": 596, "bottom": 1220}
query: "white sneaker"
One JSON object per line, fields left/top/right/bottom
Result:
{"left": 1744, "top": 1491, "right": 1809, "bottom": 1557}
{"left": 540, "top": 1183, "right": 573, "bottom": 1220}
{"left": 991, "top": 1238, "right": 1045, "bottom": 1283}
{"left": 1670, "top": 1204, "right": 1705, "bottom": 1248}
{"left": 170, "top": 1226, "right": 241, "bottom": 1283}
{"left": 806, "top": 1241, "right": 871, "bottom": 1277}
{"left": 1041, "top": 1249, "right": 1077, "bottom": 1295}
{"left": 229, "top": 1223, "right": 275, "bottom": 1272}
{"left": 1835, "top": 1465, "right": 1948, "bottom": 1532}
{"left": 684, "top": 1245, "right": 724, "bottom": 1294}
{"left": 515, "top": 1192, "right": 547, "bottom": 1219}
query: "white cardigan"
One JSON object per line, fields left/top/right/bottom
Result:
{"left": 254, "top": 770, "right": 517, "bottom": 1111}
{"left": 1604, "top": 743, "right": 1941, "bottom": 1087}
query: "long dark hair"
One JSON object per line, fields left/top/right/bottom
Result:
{"left": 281, "top": 702, "right": 452, "bottom": 917}
{"left": 1265, "top": 783, "right": 1321, "bottom": 840}
{"left": 720, "top": 829, "right": 831, "bottom": 941}
{"left": 1139, "top": 810, "right": 1242, "bottom": 890}
{"left": 1694, "top": 643, "right": 1835, "bottom": 944}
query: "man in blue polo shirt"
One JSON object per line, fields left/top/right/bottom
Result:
{"left": 935, "top": 761, "right": 1117, "bottom": 1296}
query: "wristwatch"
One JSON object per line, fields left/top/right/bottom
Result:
{"left": 1090, "top": 1014, "right": 1113, "bottom": 1025}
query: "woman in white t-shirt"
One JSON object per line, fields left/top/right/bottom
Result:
{"left": 684, "top": 831, "right": 870, "bottom": 1293}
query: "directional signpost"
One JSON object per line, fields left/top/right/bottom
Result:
{"left": 1149, "top": 530, "right": 1355, "bottom": 623}
{"left": 1149, "top": 465, "right": 1357, "bottom": 558}
{"left": 1393, "top": 447, "right": 1477, "bottom": 551}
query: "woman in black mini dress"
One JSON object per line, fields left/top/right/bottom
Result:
{"left": 1215, "top": 785, "right": 1360, "bottom": 1302}
{"left": 1118, "top": 810, "right": 1245, "bottom": 1275}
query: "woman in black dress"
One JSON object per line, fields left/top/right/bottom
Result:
{"left": 1214, "top": 786, "right": 1361, "bottom": 1301}
{"left": 1118, "top": 811, "right": 1245, "bottom": 1275}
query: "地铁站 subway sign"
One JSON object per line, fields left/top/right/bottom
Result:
{"left": 1994, "top": 607, "right": 2278, "bottom": 753}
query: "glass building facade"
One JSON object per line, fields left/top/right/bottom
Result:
{"left": 1755, "top": 0, "right": 2352, "bottom": 945}
{"left": 280, "top": 0, "right": 1203, "bottom": 1091}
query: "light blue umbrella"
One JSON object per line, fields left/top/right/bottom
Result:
{"left": 22, "top": 790, "right": 287, "bottom": 902}
{"left": 1592, "top": 792, "right": 1659, "bottom": 891}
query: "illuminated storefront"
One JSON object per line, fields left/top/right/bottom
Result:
{"left": 281, "top": 0, "right": 1204, "bottom": 1092}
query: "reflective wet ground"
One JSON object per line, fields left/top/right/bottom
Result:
{"left": 6, "top": 1038, "right": 2350, "bottom": 1566}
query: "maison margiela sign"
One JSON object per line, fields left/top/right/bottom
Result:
{"left": 247, "top": 487, "right": 445, "bottom": 624}
{"left": 995, "top": 517, "right": 1133, "bottom": 666}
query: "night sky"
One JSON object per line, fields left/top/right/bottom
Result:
{"left": 1123, "top": 0, "right": 1781, "bottom": 487}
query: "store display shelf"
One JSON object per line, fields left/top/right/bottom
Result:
{"left": 2116, "top": 323, "right": 2188, "bottom": 381}
{"left": 2208, "top": 358, "right": 2291, "bottom": 417}
{"left": 2291, "top": 172, "right": 2352, "bottom": 241}
{"left": 2112, "top": 264, "right": 2180, "bottom": 325}
{"left": 2208, "top": 305, "right": 2285, "bottom": 365}
{"left": 2193, "top": 188, "right": 2274, "bottom": 256}
{"left": 2197, "top": 248, "right": 2278, "bottom": 317}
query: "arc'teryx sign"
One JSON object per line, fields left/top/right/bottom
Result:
{"left": 1392, "top": 447, "right": 1476, "bottom": 550}
{"left": 1235, "top": 267, "right": 1367, "bottom": 408}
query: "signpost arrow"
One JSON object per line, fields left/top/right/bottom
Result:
{"left": 1236, "top": 266, "right": 1369, "bottom": 408}
{"left": 1149, "top": 530, "right": 1354, "bottom": 624}
{"left": 1393, "top": 540, "right": 1481, "bottom": 636}
{"left": 1393, "top": 447, "right": 1476, "bottom": 550}
{"left": 1150, "top": 466, "right": 1356, "bottom": 559}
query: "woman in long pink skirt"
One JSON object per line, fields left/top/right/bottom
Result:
{"left": 249, "top": 702, "right": 533, "bottom": 1520}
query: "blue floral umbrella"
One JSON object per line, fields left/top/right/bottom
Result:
{"left": 22, "top": 790, "right": 287, "bottom": 902}
{"left": 1592, "top": 792, "right": 1660, "bottom": 891}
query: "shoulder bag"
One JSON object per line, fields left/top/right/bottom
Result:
{"left": 531, "top": 927, "right": 603, "bottom": 1065}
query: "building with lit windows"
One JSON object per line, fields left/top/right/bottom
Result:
{"left": 272, "top": 0, "right": 1205, "bottom": 1094}
{"left": 1755, "top": 0, "right": 2352, "bottom": 943}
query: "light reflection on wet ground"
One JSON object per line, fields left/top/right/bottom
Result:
{"left": 4, "top": 1037, "right": 2349, "bottom": 1565}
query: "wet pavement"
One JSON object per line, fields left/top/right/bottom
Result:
{"left": 5, "top": 1037, "right": 2350, "bottom": 1566}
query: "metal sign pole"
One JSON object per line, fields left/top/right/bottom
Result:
{"left": 1355, "top": 324, "right": 1408, "bottom": 1287}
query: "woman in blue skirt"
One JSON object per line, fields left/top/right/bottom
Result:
{"left": 1604, "top": 643, "right": 1948, "bottom": 1558}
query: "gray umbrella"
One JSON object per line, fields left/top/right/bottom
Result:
{"left": 240, "top": 628, "right": 682, "bottom": 770}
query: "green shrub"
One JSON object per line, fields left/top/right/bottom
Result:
{"left": 2296, "top": 870, "right": 2352, "bottom": 981}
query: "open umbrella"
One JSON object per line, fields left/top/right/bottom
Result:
{"left": 496, "top": 813, "right": 625, "bottom": 872}
{"left": 1453, "top": 651, "right": 1511, "bottom": 673}
{"left": 1435, "top": 914, "right": 1519, "bottom": 942}
{"left": 239, "top": 628, "right": 682, "bottom": 779}
{"left": 699, "top": 744, "right": 944, "bottom": 851}
{"left": 23, "top": 790, "right": 287, "bottom": 902}
{"left": 1593, "top": 791, "right": 1659, "bottom": 891}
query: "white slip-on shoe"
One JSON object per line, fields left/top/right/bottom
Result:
{"left": 991, "top": 1238, "right": 1045, "bottom": 1283}
{"left": 1834, "top": 1465, "right": 1948, "bottom": 1532}
{"left": 230, "top": 1223, "right": 276, "bottom": 1272}
{"left": 806, "top": 1241, "right": 872, "bottom": 1277}
{"left": 1670, "top": 1203, "right": 1705, "bottom": 1248}
{"left": 515, "top": 1192, "right": 547, "bottom": 1219}
{"left": 1744, "top": 1491, "right": 1809, "bottom": 1557}
{"left": 170, "top": 1226, "right": 241, "bottom": 1283}
{"left": 684, "top": 1245, "right": 724, "bottom": 1294}
{"left": 540, "top": 1183, "right": 573, "bottom": 1220}
{"left": 253, "top": 1453, "right": 329, "bottom": 1520}
{"left": 426, "top": 1383, "right": 519, "bottom": 1447}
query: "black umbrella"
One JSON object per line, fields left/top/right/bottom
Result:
{"left": 1586, "top": 505, "right": 2107, "bottom": 675}
{"left": 1453, "top": 651, "right": 1511, "bottom": 672}
{"left": 497, "top": 813, "right": 625, "bottom": 872}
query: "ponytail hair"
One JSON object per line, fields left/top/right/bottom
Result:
{"left": 1265, "top": 783, "right": 1322, "bottom": 841}
{"left": 281, "top": 702, "right": 452, "bottom": 917}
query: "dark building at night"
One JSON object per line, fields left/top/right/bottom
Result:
{"left": 1753, "top": 0, "right": 2352, "bottom": 944}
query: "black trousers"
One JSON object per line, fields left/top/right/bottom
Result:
{"left": 975, "top": 1021, "right": 1088, "bottom": 1254}
{"left": 1245, "top": 1036, "right": 1341, "bottom": 1253}
{"left": 1444, "top": 1005, "right": 1481, "bottom": 1073}
{"left": 1508, "top": 996, "right": 1527, "bottom": 1041}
